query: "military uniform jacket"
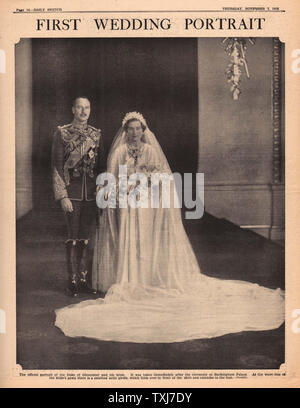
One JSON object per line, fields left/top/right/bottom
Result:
{"left": 52, "top": 121, "right": 106, "bottom": 201}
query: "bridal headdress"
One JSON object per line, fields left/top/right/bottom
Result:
{"left": 122, "top": 111, "right": 147, "bottom": 128}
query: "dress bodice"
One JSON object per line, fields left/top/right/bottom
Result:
{"left": 110, "top": 142, "right": 161, "bottom": 177}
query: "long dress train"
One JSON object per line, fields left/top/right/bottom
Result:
{"left": 55, "top": 141, "right": 284, "bottom": 343}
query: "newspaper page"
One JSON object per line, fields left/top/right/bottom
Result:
{"left": 0, "top": 0, "right": 299, "bottom": 390}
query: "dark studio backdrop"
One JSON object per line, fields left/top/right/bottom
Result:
{"left": 31, "top": 38, "right": 198, "bottom": 211}
{"left": 16, "top": 37, "right": 285, "bottom": 241}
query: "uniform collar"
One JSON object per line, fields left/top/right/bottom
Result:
{"left": 72, "top": 119, "right": 88, "bottom": 131}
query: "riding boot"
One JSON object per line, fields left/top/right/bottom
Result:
{"left": 65, "top": 239, "right": 79, "bottom": 297}
{"left": 77, "top": 239, "right": 97, "bottom": 295}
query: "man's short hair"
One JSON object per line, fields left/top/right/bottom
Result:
{"left": 72, "top": 96, "right": 91, "bottom": 107}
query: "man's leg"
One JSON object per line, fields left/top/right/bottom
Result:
{"left": 64, "top": 201, "right": 81, "bottom": 296}
{"left": 77, "top": 200, "right": 97, "bottom": 294}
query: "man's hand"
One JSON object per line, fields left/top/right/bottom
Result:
{"left": 61, "top": 198, "right": 73, "bottom": 213}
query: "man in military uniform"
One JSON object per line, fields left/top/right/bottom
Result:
{"left": 52, "top": 96, "right": 106, "bottom": 296}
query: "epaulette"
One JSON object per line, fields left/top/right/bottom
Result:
{"left": 58, "top": 124, "right": 72, "bottom": 130}
{"left": 88, "top": 124, "right": 101, "bottom": 133}
{"left": 57, "top": 124, "right": 74, "bottom": 144}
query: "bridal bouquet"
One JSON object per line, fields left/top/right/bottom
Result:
{"left": 137, "top": 163, "right": 161, "bottom": 182}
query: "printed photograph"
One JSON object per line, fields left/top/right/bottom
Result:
{"left": 15, "top": 37, "right": 285, "bottom": 370}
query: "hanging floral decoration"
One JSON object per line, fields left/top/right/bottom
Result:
{"left": 222, "top": 38, "right": 255, "bottom": 100}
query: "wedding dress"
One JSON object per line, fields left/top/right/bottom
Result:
{"left": 55, "top": 113, "right": 284, "bottom": 343}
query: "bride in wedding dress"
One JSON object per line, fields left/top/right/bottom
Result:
{"left": 55, "top": 112, "right": 284, "bottom": 343}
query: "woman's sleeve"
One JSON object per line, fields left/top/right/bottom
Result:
{"left": 108, "top": 145, "right": 125, "bottom": 178}
{"left": 146, "top": 145, "right": 165, "bottom": 172}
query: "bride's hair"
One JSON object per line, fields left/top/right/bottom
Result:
{"left": 124, "top": 118, "right": 147, "bottom": 132}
